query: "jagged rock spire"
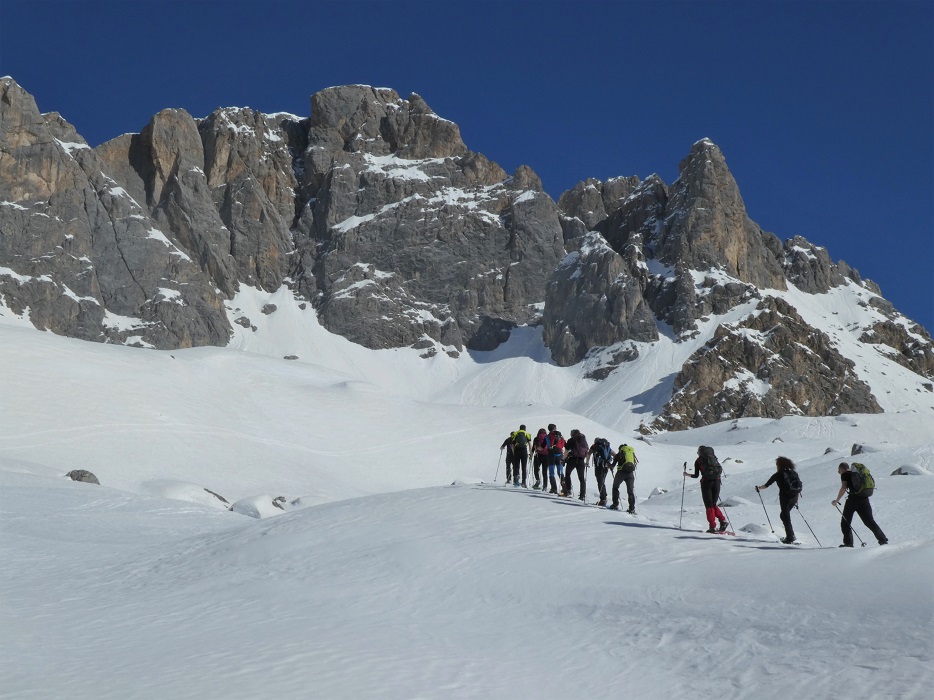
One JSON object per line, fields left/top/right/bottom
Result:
{"left": 655, "top": 138, "right": 786, "bottom": 291}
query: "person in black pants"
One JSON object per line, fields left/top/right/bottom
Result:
{"left": 499, "top": 434, "right": 515, "bottom": 484}
{"left": 757, "top": 456, "right": 802, "bottom": 544}
{"left": 587, "top": 438, "right": 614, "bottom": 506}
{"left": 531, "top": 428, "right": 549, "bottom": 490}
{"left": 832, "top": 462, "right": 888, "bottom": 546}
{"left": 562, "top": 429, "right": 588, "bottom": 501}
{"left": 510, "top": 424, "right": 532, "bottom": 487}
{"left": 610, "top": 443, "right": 638, "bottom": 513}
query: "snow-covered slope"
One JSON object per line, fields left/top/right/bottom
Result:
{"left": 1, "top": 303, "right": 932, "bottom": 699}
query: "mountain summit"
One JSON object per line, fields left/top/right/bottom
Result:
{"left": 1, "top": 78, "right": 931, "bottom": 428}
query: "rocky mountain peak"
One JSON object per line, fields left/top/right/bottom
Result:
{"left": 656, "top": 138, "right": 786, "bottom": 291}
{"left": 308, "top": 85, "right": 467, "bottom": 160}
{"left": 1, "top": 79, "right": 931, "bottom": 431}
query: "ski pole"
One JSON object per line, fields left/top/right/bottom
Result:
{"left": 755, "top": 486, "right": 775, "bottom": 534}
{"left": 833, "top": 502, "right": 867, "bottom": 547}
{"left": 718, "top": 500, "right": 735, "bottom": 534}
{"left": 795, "top": 504, "right": 822, "bottom": 548}
{"left": 494, "top": 449, "right": 503, "bottom": 483}
{"left": 679, "top": 462, "right": 686, "bottom": 530}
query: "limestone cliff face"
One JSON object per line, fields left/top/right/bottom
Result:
{"left": 291, "top": 86, "right": 566, "bottom": 353}
{"left": 0, "top": 77, "right": 229, "bottom": 348}
{"left": 1, "top": 77, "right": 930, "bottom": 429}
{"left": 543, "top": 232, "right": 658, "bottom": 366}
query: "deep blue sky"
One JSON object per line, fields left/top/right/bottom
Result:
{"left": 2, "top": 0, "right": 932, "bottom": 331}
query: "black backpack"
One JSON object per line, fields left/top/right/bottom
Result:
{"left": 513, "top": 431, "right": 529, "bottom": 449}
{"left": 782, "top": 468, "right": 803, "bottom": 493}
{"left": 699, "top": 446, "right": 722, "bottom": 480}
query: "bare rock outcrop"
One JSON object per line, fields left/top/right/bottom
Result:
{"left": 0, "top": 77, "right": 230, "bottom": 348}
{"left": 860, "top": 320, "right": 934, "bottom": 379}
{"left": 543, "top": 232, "right": 657, "bottom": 366}
{"left": 291, "top": 86, "right": 565, "bottom": 352}
{"left": 651, "top": 297, "right": 882, "bottom": 431}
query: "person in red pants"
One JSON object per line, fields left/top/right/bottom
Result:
{"left": 684, "top": 446, "right": 728, "bottom": 533}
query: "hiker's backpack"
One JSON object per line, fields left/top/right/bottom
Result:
{"left": 617, "top": 444, "right": 636, "bottom": 471}
{"left": 850, "top": 462, "right": 875, "bottom": 497}
{"left": 548, "top": 431, "right": 564, "bottom": 457}
{"left": 782, "top": 468, "right": 803, "bottom": 494}
{"left": 698, "top": 446, "right": 722, "bottom": 480}
{"left": 594, "top": 438, "right": 612, "bottom": 466}
{"left": 513, "top": 431, "right": 530, "bottom": 450}
{"left": 572, "top": 434, "right": 588, "bottom": 459}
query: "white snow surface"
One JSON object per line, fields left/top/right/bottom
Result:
{"left": 1, "top": 282, "right": 932, "bottom": 699}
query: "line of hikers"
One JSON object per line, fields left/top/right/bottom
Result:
{"left": 501, "top": 426, "right": 888, "bottom": 547}
{"left": 501, "top": 424, "right": 640, "bottom": 513}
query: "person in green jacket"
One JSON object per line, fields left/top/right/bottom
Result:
{"left": 609, "top": 443, "right": 638, "bottom": 513}
{"left": 510, "top": 424, "right": 533, "bottom": 487}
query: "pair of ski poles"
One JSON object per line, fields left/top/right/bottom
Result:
{"left": 754, "top": 487, "right": 823, "bottom": 546}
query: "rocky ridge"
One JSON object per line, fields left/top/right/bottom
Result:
{"left": 1, "top": 77, "right": 931, "bottom": 429}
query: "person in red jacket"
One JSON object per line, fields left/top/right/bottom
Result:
{"left": 545, "top": 423, "right": 565, "bottom": 495}
{"left": 684, "top": 445, "right": 728, "bottom": 533}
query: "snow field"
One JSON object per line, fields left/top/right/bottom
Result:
{"left": 1, "top": 282, "right": 932, "bottom": 699}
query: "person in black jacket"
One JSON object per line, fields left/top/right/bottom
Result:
{"left": 757, "top": 456, "right": 802, "bottom": 544}
{"left": 499, "top": 434, "right": 516, "bottom": 484}
{"left": 683, "top": 446, "right": 728, "bottom": 533}
{"left": 832, "top": 462, "right": 888, "bottom": 547}
{"left": 562, "top": 429, "right": 589, "bottom": 501}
